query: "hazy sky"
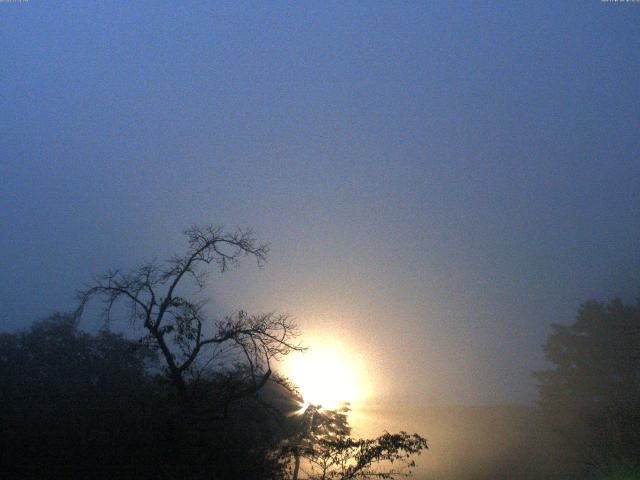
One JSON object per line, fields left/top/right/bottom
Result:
{"left": 2, "top": 1, "right": 639, "bottom": 405}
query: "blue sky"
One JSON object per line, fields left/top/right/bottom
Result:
{"left": 2, "top": 1, "right": 639, "bottom": 404}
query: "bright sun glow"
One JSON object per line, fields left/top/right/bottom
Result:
{"left": 286, "top": 342, "right": 363, "bottom": 410}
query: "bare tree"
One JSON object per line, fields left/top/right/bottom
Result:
{"left": 76, "top": 225, "right": 304, "bottom": 416}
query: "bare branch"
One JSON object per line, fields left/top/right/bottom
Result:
{"left": 75, "top": 225, "right": 300, "bottom": 417}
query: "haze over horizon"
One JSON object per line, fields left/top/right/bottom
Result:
{"left": 2, "top": 1, "right": 639, "bottom": 409}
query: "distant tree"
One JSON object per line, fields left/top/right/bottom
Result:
{"left": 281, "top": 404, "right": 428, "bottom": 480}
{"left": 533, "top": 298, "right": 640, "bottom": 472}
{"left": 77, "top": 225, "right": 304, "bottom": 419}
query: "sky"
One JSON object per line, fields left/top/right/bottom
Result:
{"left": 1, "top": 1, "right": 639, "bottom": 406}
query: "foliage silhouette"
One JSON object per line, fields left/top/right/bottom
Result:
{"left": 534, "top": 298, "right": 640, "bottom": 473}
{"left": 281, "top": 404, "right": 428, "bottom": 479}
{"left": 3, "top": 226, "right": 428, "bottom": 479}
{"left": 0, "top": 313, "right": 301, "bottom": 479}
{"left": 1, "top": 313, "right": 165, "bottom": 478}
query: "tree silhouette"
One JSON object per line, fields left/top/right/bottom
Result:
{"left": 0, "top": 313, "right": 168, "bottom": 479}
{"left": 281, "top": 404, "right": 428, "bottom": 480}
{"left": 77, "top": 225, "right": 304, "bottom": 418}
{"left": 8, "top": 226, "right": 428, "bottom": 479}
{"left": 0, "top": 313, "right": 300, "bottom": 479}
{"left": 534, "top": 298, "right": 640, "bottom": 472}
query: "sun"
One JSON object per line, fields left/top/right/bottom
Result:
{"left": 285, "top": 341, "right": 363, "bottom": 410}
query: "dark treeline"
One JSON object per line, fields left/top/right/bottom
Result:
{"left": 0, "top": 313, "right": 300, "bottom": 479}
{"left": 1, "top": 226, "right": 427, "bottom": 480}
{"left": 1, "top": 228, "right": 638, "bottom": 479}
{"left": 0, "top": 312, "right": 426, "bottom": 480}
{"left": 3, "top": 299, "right": 640, "bottom": 479}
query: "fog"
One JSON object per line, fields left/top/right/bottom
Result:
{"left": 352, "top": 403, "right": 562, "bottom": 479}
{"left": 2, "top": 2, "right": 639, "bottom": 479}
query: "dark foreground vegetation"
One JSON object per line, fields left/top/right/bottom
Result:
{"left": 0, "top": 313, "right": 428, "bottom": 480}
{"left": 1, "top": 312, "right": 285, "bottom": 479}
{"left": 1, "top": 226, "right": 426, "bottom": 479}
{"left": 1, "top": 226, "right": 638, "bottom": 479}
